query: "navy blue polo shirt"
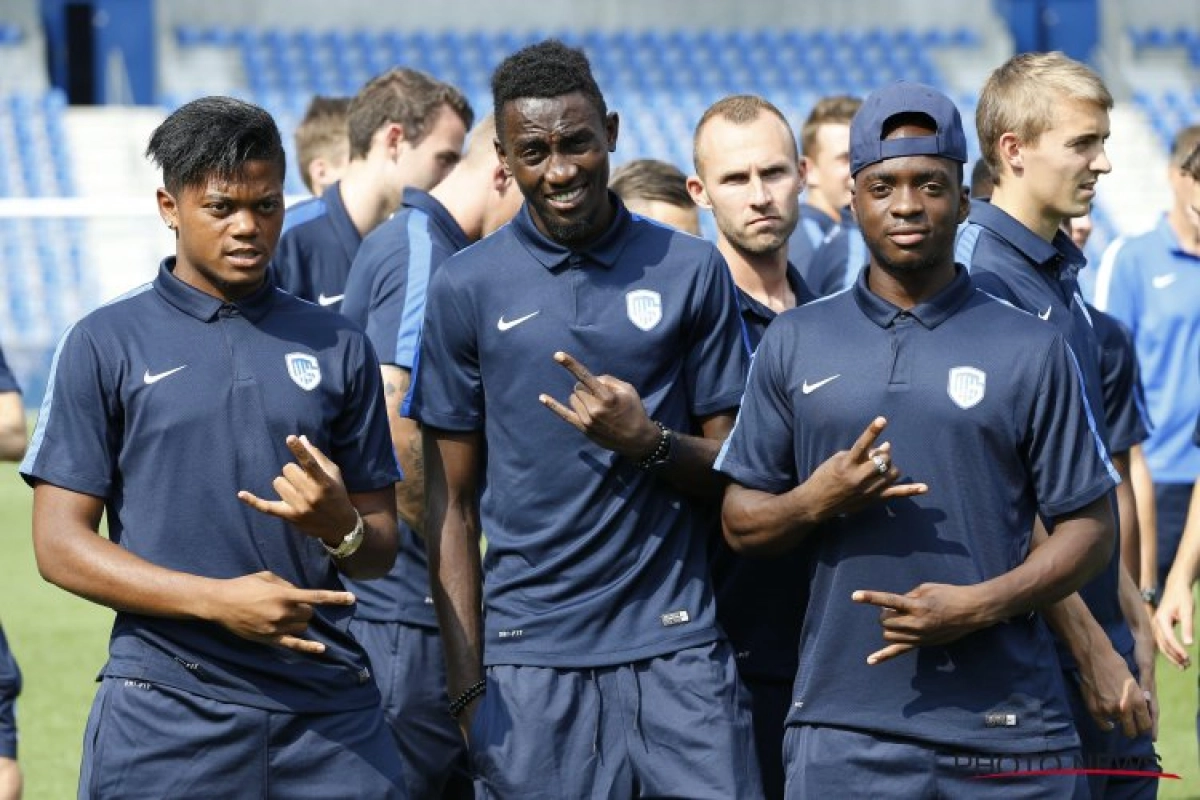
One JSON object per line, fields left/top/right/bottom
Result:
{"left": 272, "top": 181, "right": 362, "bottom": 310}
{"left": 1089, "top": 304, "right": 1151, "bottom": 454}
{"left": 957, "top": 199, "right": 1131, "bottom": 658}
{"left": 716, "top": 266, "right": 1116, "bottom": 753}
{"left": 341, "top": 187, "right": 471, "bottom": 628}
{"left": 20, "top": 260, "right": 401, "bottom": 712}
{"left": 807, "top": 223, "right": 869, "bottom": 298}
{"left": 787, "top": 203, "right": 841, "bottom": 280}
{"left": 0, "top": 344, "right": 17, "bottom": 393}
{"left": 409, "top": 198, "right": 750, "bottom": 668}
{"left": 712, "top": 263, "right": 814, "bottom": 682}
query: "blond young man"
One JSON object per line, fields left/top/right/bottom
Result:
{"left": 294, "top": 95, "right": 351, "bottom": 197}
{"left": 609, "top": 158, "right": 700, "bottom": 235}
{"left": 957, "top": 51, "right": 1160, "bottom": 799}
{"left": 787, "top": 95, "right": 860, "bottom": 274}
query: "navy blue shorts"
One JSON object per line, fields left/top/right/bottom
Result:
{"left": 0, "top": 627, "right": 20, "bottom": 760}
{"left": 1063, "top": 652, "right": 1160, "bottom": 800}
{"left": 1154, "top": 481, "right": 1193, "bottom": 589}
{"left": 742, "top": 676, "right": 790, "bottom": 800}
{"left": 783, "top": 724, "right": 1084, "bottom": 799}
{"left": 78, "top": 678, "right": 407, "bottom": 799}
{"left": 349, "top": 619, "right": 471, "bottom": 799}
{"left": 469, "top": 639, "right": 763, "bottom": 799}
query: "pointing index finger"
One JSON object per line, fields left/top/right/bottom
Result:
{"left": 554, "top": 351, "right": 605, "bottom": 394}
{"left": 852, "top": 589, "right": 914, "bottom": 612}
{"left": 849, "top": 417, "right": 888, "bottom": 461}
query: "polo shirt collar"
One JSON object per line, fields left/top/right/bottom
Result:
{"left": 154, "top": 257, "right": 277, "bottom": 322}
{"left": 967, "top": 199, "right": 1086, "bottom": 278}
{"left": 402, "top": 187, "right": 470, "bottom": 252}
{"left": 853, "top": 264, "right": 973, "bottom": 330}
{"left": 737, "top": 262, "right": 809, "bottom": 322}
{"left": 512, "top": 192, "right": 633, "bottom": 270}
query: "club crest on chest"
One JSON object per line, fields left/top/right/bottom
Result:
{"left": 947, "top": 366, "right": 986, "bottom": 409}
{"left": 286, "top": 352, "right": 321, "bottom": 391}
{"left": 626, "top": 289, "right": 662, "bottom": 331}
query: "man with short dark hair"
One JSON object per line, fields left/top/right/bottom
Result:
{"left": 21, "top": 96, "right": 407, "bottom": 797}
{"left": 609, "top": 158, "right": 699, "bottom": 235}
{"left": 719, "top": 81, "right": 1117, "bottom": 799}
{"left": 273, "top": 69, "right": 473, "bottom": 311}
{"left": 410, "top": 40, "right": 762, "bottom": 799}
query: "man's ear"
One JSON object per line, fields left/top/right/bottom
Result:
{"left": 686, "top": 175, "right": 712, "bottom": 210}
{"left": 996, "top": 132, "right": 1023, "bottom": 175}
{"left": 492, "top": 162, "right": 510, "bottom": 193}
{"left": 605, "top": 112, "right": 619, "bottom": 152}
{"left": 156, "top": 187, "right": 179, "bottom": 231}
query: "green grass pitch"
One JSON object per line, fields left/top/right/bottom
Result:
{"left": 0, "top": 459, "right": 1197, "bottom": 797}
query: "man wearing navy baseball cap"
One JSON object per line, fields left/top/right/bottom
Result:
{"left": 717, "top": 81, "right": 1117, "bottom": 798}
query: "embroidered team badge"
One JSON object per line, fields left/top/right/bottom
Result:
{"left": 626, "top": 289, "right": 662, "bottom": 331}
{"left": 947, "top": 366, "right": 986, "bottom": 409}
{"left": 286, "top": 352, "right": 321, "bottom": 391}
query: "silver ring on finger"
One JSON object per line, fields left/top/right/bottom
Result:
{"left": 872, "top": 453, "right": 889, "bottom": 475}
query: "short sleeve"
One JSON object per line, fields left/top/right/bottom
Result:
{"left": 1096, "top": 312, "right": 1151, "bottom": 453}
{"left": 330, "top": 332, "right": 402, "bottom": 492}
{"left": 714, "top": 322, "right": 798, "bottom": 494}
{"left": 20, "top": 325, "right": 120, "bottom": 496}
{"left": 1024, "top": 335, "right": 1119, "bottom": 518}
{"left": 683, "top": 249, "right": 750, "bottom": 418}
{"left": 406, "top": 263, "right": 483, "bottom": 431}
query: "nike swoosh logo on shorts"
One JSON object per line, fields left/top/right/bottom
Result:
{"left": 497, "top": 311, "right": 540, "bottom": 331}
{"left": 1152, "top": 274, "right": 1177, "bottom": 289}
{"left": 318, "top": 293, "right": 344, "bottom": 306}
{"left": 143, "top": 365, "right": 187, "bottom": 384}
{"left": 1038, "top": 307, "right": 1052, "bottom": 321}
{"left": 801, "top": 374, "right": 840, "bottom": 394}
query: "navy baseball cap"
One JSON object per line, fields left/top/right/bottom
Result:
{"left": 849, "top": 81, "right": 968, "bottom": 176}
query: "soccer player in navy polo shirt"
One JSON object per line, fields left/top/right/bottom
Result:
{"left": 409, "top": 40, "right": 760, "bottom": 798}
{"left": 686, "top": 93, "right": 813, "bottom": 800}
{"left": 20, "top": 97, "right": 408, "bottom": 798}
{"left": 0, "top": 341, "right": 24, "bottom": 800}
{"left": 718, "top": 81, "right": 1118, "bottom": 798}
{"left": 958, "top": 52, "right": 1159, "bottom": 798}
{"left": 272, "top": 69, "right": 472, "bottom": 311}
{"left": 340, "top": 113, "right": 522, "bottom": 800}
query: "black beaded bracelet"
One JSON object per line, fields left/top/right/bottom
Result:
{"left": 635, "top": 421, "right": 673, "bottom": 470}
{"left": 448, "top": 678, "right": 487, "bottom": 718}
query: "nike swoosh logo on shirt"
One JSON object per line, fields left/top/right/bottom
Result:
{"left": 1152, "top": 274, "right": 1178, "bottom": 289}
{"left": 497, "top": 311, "right": 540, "bottom": 331}
{"left": 801, "top": 374, "right": 840, "bottom": 394}
{"left": 317, "top": 293, "right": 344, "bottom": 306}
{"left": 143, "top": 366, "right": 187, "bottom": 384}
{"left": 1037, "top": 307, "right": 1052, "bottom": 321}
